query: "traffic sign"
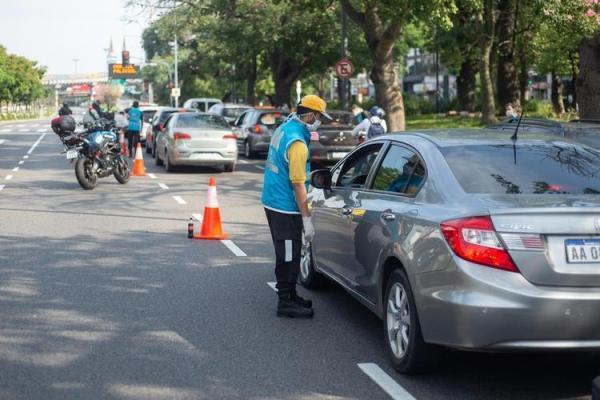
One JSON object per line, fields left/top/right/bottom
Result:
{"left": 335, "top": 59, "right": 354, "bottom": 80}
{"left": 171, "top": 87, "right": 181, "bottom": 98}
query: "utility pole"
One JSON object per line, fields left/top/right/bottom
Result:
{"left": 340, "top": 8, "right": 348, "bottom": 110}
{"left": 174, "top": 34, "right": 179, "bottom": 107}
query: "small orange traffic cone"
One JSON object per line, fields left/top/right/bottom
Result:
{"left": 131, "top": 143, "right": 146, "bottom": 176}
{"left": 194, "top": 177, "right": 228, "bottom": 240}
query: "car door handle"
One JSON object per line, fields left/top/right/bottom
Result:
{"left": 341, "top": 205, "right": 353, "bottom": 216}
{"left": 381, "top": 211, "right": 396, "bottom": 222}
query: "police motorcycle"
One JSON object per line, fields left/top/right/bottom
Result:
{"left": 73, "top": 117, "right": 130, "bottom": 190}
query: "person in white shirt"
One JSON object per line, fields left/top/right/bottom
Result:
{"left": 352, "top": 106, "right": 388, "bottom": 139}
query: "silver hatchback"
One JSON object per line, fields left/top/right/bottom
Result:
{"left": 155, "top": 112, "right": 238, "bottom": 172}
{"left": 304, "top": 130, "right": 600, "bottom": 374}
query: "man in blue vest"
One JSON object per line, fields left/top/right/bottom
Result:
{"left": 262, "top": 95, "right": 332, "bottom": 318}
{"left": 127, "top": 101, "right": 143, "bottom": 157}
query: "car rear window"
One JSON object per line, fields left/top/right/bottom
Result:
{"left": 177, "top": 114, "right": 229, "bottom": 129}
{"left": 142, "top": 110, "right": 156, "bottom": 123}
{"left": 441, "top": 143, "right": 600, "bottom": 194}
{"left": 159, "top": 110, "right": 177, "bottom": 123}
{"left": 259, "top": 112, "right": 286, "bottom": 127}
{"left": 223, "top": 107, "right": 250, "bottom": 118}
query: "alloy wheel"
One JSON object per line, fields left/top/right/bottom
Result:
{"left": 300, "top": 241, "right": 311, "bottom": 280}
{"left": 387, "top": 282, "right": 411, "bottom": 359}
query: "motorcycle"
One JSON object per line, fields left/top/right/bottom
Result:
{"left": 73, "top": 119, "right": 130, "bottom": 190}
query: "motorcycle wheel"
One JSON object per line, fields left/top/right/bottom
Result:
{"left": 113, "top": 157, "right": 130, "bottom": 184}
{"left": 75, "top": 157, "right": 97, "bottom": 190}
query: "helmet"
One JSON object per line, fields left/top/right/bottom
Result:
{"left": 59, "top": 115, "right": 76, "bottom": 133}
{"left": 369, "top": 106, "right": 385, "bottom": 118}
{"left": 298, "top": 95, "right": 332, "bottom": 120}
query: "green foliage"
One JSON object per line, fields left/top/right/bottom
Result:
{"left": 0, "top": 45, "right": 45, "bottom": 106}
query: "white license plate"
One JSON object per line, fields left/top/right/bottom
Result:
{"left": 190, "top": 153, "right": 220, "bottom": 160}
{"left": 65, "top": 149, "right": 79, "bottom": 160}
{"left": 330, "top": 152, "right": 348, "bottom": 159}
{"left": 565, "top": 239, "right": 600, "bottom": 263}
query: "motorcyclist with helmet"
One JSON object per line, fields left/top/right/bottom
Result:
{"left": 351, "top": 106, "right": 388, "bottom": 139}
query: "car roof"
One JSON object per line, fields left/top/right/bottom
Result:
{"left": 222, "top": 103, "right": 251, "bottom": 108}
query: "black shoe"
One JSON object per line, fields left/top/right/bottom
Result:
{"left": 277, "top": 298, "right": 314, "bottom": 318}
{"left": 292, "top": 291, "right": 312, "bottom": 308}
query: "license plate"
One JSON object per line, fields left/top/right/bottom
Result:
{"left": 330, "top": 152, "right": 348, "bottom": 159}
{"left": 565, "top": 239, "right": 600, "bottom": 263}
{"left": 65, "top": 149, "right": 78, "bottom": 159}
{"left": 190, "top": 153, "right": 219, "bottom": 160}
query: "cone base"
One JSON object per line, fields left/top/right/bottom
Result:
{"left": 193, "top": 233, "right": 228, "bottom": 240}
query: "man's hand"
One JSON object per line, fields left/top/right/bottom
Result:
{"left": 302, "top": 216, "right": 315, "bottom": 243}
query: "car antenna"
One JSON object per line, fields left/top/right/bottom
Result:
{"left": 510, "top": 111, "right": 523, "bottom": 164}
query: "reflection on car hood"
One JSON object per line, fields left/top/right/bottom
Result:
{"left": 475, "top": 194, "right": 600, "bottom": 210}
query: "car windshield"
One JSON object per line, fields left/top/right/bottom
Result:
{"left": 142, "top": 110, "right": 156, "bottom": 123}
{"left": 159, "top": 110, "right": 177, "bottom": 123}
{"left": 223, "top": 107, "right": 250, "bottom": 118}
{"left": 441, "top": 142, "right": 600, "bottom": 195}
{"left": 323, "top": 112, "right": 353, "bottom": 126}
{"left": 259, "top": 112, "right": 286, "bottom": 127}
{"left": 177, "top": 114, "right": 229, "bottom": 129}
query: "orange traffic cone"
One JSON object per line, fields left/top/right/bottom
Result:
{"left": 194, "top": 177, "right": 228, "bottom": 240}
{"left": 131, "top": 143, "right": 146, "bottom": 176}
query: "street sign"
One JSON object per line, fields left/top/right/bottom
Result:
{"left": 335, "top": 59, "right": 354, "bottom": 80}
{"left": 171, "top": 87, "right": 181, "bottom": 98}
{"left": 108, "top": 63, "right": 140, "bottom": 79}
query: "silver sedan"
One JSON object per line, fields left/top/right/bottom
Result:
{"left": 155, "top": 112, "right": 238, "bottom": 172}
{"left": 303, "top": 130, "right": 600, "bottom": 374}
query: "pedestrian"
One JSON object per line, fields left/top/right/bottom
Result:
{"left": 351, "top": 106, "right": 387, "bottom": 139}
{"left": 127, "top": 101, "right": 143, "bottom": 157}
{"left": 58, "top": 103, "right": 72, "bottom": 116}
{"left": 262, "top": 94, "right": 332, "bottom": 318}
{"left": 351, "top": 104, "right": 367, "bottom": 125}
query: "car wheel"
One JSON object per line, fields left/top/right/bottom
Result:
{"left": 155, "top": 147, "right": 163, "bottom": 166}
{"left": 298, "top": 240, "right": 327, "bottom": 289}
{"left": 244, "top": 141, "right": 255, "bottom": 159}
{"left": 165, "top": 151, "right": 175, "bottom": 172}
{"left": 224, "top": 163, "right": 235, "bottom": 173}
{"left": 151, "top": 140, "right": 156, "bottom": 158}
{"left": 145, "top": 139, "right": 151, "bottom": 154}
{"left": 383, "top": 269, "right": 441, "bottom": 374}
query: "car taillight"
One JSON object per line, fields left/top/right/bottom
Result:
{"left": 441, "top": 216, "right": 518, "bottom": 272}
{"left": 254, "top": 124, "right": 262, "bottom": 134}
{"left": 223, "top": 133, "right": 237, "bottom": 140}
{"left": 174, "top": 132, "right": 191, "bottom": 141}
{"left": 310, "top": 131, "right": 319, "bottom": 142}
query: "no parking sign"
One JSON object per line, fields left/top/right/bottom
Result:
{"left": 335, "top": 59, "right": 354, "bottom": 80}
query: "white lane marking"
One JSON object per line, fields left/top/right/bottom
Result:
{"left": 192, "top": 213, "right": 203, "bottom": 222}
{"left": 221, "top": 240, "right": 247, "bottom": 257}
{"left": 255, "top": 165, "right": 265, "bottom": 170}
{"left": 0, "top": 185, "right": 4, "bottom": 191}
{"left": 23, "top": 155, "right": 29, "bottom": 159}
{"left": 173, "top": 195, "right": 187, "bottom": 205}
{"left": 18, "top": 161, "right": 24, "bottom": 165}
{"left": 148, "top": 173, "right": 157, "bottom": 179}
{"left": 0, "top": 129, "right": 9, "bottom": 133}
{"left": 26, "top": 132, "right": 47, "bottom": 155}
{"left": 19, "top": 128, "right": 29, "bottom": 132}
{"left": 158, "top": 182, "right": 169, "bottom": 190}
{"left": 5, "top": 175, "right": 13, "bottom": 180}
{"left": 12, "top": 167, "right": 19, "bottom": 172}
{"left": 238, "top": 159, "right": 248, "bottom": 164}
{"left": 267, "top": 282, "right": 278, "bottom": 292}
{"left": 0, "top": 139, "right": 5, "bottom": 144}
{"left": 36, "top": 128, "right": 46, "bottom": 133}
{"left": 358, "top": 363, "right": 417, "bottom": 400}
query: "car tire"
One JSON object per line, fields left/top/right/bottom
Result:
{"left": 151, "top": 140, "right": 156, "bottom": 158}
{"left": 298, "top": 241, "right": 327, "bottom": 289}
{"left": 145, "top": 140, "right": 151, "bottom": 154}
{"left": 165, "top": 151, "right": 175, "bottom": 172}
{"left": 244, "top": 141, "right": 255, "bottom": 159}
{"left": 383, "top": 268, "right": 441, "bottom": 374}
{"left": 155, "top": 148, "right": 163, "bottom": 166}
{"left": 224, "top": 163, "right": 235, "bottom": 173}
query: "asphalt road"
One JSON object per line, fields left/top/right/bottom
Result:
{"left": 0, "top": 118, "right": 598, "bottom": 400}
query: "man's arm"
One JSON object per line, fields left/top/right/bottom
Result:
{"left": 288, "top": 141, "right": 310, "bottom": 217}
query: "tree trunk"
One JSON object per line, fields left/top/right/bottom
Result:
{"left": 518, "top": 36, "right": 530, "bottom": 107}
{"left": 246, "top": 55, "right": 257, "bottom": 106}
{"left": 479, "top": 0, "right": 497, "bottom": 124}
{"left": 457, "top": 57, "right": 477, "bottom": 112}
{"left": 576, "top": 33, "right": 600, "bottom": 119}
{"left": 551, "top": 71, "right": 565, "bottom": 115}
{"left": 496, "top": 0, "right": 519, "bottom": 110}
{"left": 568, "top": 51, "right": 578, "bottom": 112}
{"left": 370, "top": 52, "right": 404, "bottom": 131}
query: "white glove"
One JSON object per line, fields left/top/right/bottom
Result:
{"left": 302, "top": 216, "right": 315, "bottom": 243}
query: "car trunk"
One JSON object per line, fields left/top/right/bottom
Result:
{"left": 182, "top": 128, "right": 232, "bottom": 150}
{"left": 315, "top": 126, "right": 357, "bottom": 147}
{"left": 487, "top": 200, "right": 600, "bottom": 287}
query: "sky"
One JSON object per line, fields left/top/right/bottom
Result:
{"left": 0, "top": 0, "right": 149, "bottom": 75}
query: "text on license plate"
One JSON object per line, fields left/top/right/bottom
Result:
{"left": 66, "top": 150, "right": 78, "bottom": 159}
{"left": 565, "top": 239, "right": 600, "bottom": 263}
{"left": 191, "top": 153, "right": 220, "bottom": 160}
{"left": 330, "top": 152, "right": 348, "bottom": 159}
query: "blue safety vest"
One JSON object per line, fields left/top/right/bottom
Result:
{"left": 128, "top": 107, "right": 142, "bottom": 132}
{"left": 262, "top": 117, "right": 311, "bottom": 214}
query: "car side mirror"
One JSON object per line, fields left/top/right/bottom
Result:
{"left": 311, "top": 169, "right": 332, "bottom": 190}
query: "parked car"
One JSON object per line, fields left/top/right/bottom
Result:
{"left": 146, "top": 107, "right": 194, "bottom": 157}
{"left": 183, "top": 98, "right": 222, "bottom": 112}
{"left": 309, "top": 110, "right": 358, "bottom": 167}
{"left": 155, "top": 112, "right": 237, "bottom": 172}
{"left": 232, "top": 108, "right": 287, "bottom": 158}
{"left": 208, "top": 103, "right": 252, "bottom": 125}
{"left": 562, "top": 119, "right": 600, "bottom": 148}
{"left": 303, "top": 129, "right": 600, "bottom": 374}
{"left": 139, "top": 106, "right": 158, "bottom": 145}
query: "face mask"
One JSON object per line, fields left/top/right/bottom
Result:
{"left": 306, "top": 119, "right": 321, "bottom": 131}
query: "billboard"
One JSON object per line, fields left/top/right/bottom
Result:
{"left": 108, "top": 63, "right": 140, "bottom": 79}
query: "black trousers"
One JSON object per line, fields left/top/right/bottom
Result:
{"left": 127, "top": 130, "right": 140, "bottom": 156}
{"left": 265, "top": 208, "right": 302, "bottom": 295}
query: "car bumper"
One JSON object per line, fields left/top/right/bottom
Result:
{"left": 169, "top": 147, "right": 237, "bottom": 166}
{"left": 416, "top": 258, "right": 600, "bottom": 350}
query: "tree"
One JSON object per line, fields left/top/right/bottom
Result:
{"left": 478, "top": 0, "right": 497, "bottom": 124}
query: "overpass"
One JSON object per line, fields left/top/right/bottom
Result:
{"left": 42, "top": 72, "right": 109, "bottom": 86}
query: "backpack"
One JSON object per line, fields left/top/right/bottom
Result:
{"left": 367, "top": 118, "right": 385, "bottom": 138}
